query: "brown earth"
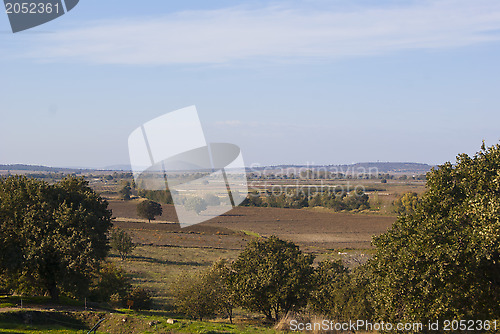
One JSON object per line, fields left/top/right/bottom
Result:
{"left": 108, "top": 200, "right": 396, "bottom": 250}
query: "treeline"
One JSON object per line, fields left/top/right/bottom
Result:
{"left": 137, "top": 188, "right": 173, "bottom": 204}
{"left": 242, "top": 188, "right": 370, "bottom": 211}
{"left": 248, "top": 171, "right": 427, "bottom": 181}
{"left": 136, "top": 187, "right": 371, "bottom": 212}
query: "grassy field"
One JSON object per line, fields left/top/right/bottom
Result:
{"left": 0, "top": 309, "right": 283, "bottom": 334}
{"left": 109, "top": 245, "right": 241, "bottom": 309}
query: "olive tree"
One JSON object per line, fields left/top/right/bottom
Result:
{"left": 231, "top": 236, "right": 314, "bottom": 322}
{"left": 136, "top": 200, "right": 162, "bottom": 222}
{"left": 370, "top": 143, "right": 500, "bottom": 323}
{"left": 0, "top": 176, "right": 112, "bottom": 301}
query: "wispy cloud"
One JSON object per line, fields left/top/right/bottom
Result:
{"left": 27, "top": 0, "right": 500, "bottom": 65}
{"left": 214, "top": 120, "right": 243, "bottom": 127}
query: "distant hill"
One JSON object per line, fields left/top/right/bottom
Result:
{"left": 0, "top": 164, "right": 86, "bottom": 173}
{"left": 1, "top": 162, "right": 433, "bottom": 175}
{"left": 250, "top": 162, "right": 434, "bottom": 174}
{"left": 102, "top": 164, "right": 132, "bottom": 171}
{"left": 334, "top": 162, "right": 433, "bottom": 174}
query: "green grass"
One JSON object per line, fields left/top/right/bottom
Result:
{"left": 110, "top": 245, "right": 240, "bottom": 309}
{"left": 0, "top": 310, "right": 281, "bottom": 334}
{"left": 157, "top": 319, "right": 280, "bottom": 334}
{"left": 0, "top": 296, "right": 83, "bottom": 309}
{"left": 241, "top": 230, "right": 260, "bottom": 238}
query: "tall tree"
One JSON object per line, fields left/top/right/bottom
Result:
{"left": 0, "top": 176, "right": 112, "bottom": 300}
{"left": 370, "top": 143, "right": 500, "bottom": 323}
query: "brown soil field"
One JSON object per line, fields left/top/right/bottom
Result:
{"left": 108, "top": 200, "right": 396, "bottom": 250}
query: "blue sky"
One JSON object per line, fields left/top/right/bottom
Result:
{"left": 1, "top": 0, "right": 500, "bottom": 168}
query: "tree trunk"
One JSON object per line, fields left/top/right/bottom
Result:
{"left": 48, "top": 284, "right": 59, "bottom": 302}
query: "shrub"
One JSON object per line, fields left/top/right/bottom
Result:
{"left": 110, "top": 228, "right": 136, "bottom": 260}
{"left": 174, "top": 272, "right": 218, "bottom": 320}
{"left": 125, "top": 287, "right": 153, "bottom": 310}
{"left": 89, "top": 262, "right": 131, "bottom": 303}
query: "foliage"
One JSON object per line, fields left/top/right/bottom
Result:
{"left": 88, "top": 262, "right": 131, "bottom": 303}
{"left": 205, "top": 259, "right": 235, "bottom": 323}
{"left": 119, "top": 181, "right": 132, "bottom": 200}
{"left": 137, "top": 188, "right": 173, "bottom": 204}
{"left": 174, "top": 271, "right": 219, "bottom": 321}
{"left": 369, "top": 143, "right": 500, "bottom": 323}
{"left": 392, "top": 192, "right": 419, "bottom": 215}
{"left": 125, "top": 286, "right": 153, "bottom": 310}
{"left": 308, "top": 260, "right": 349, "bottom": 317}
{"left": 243, "top": 189, "right": 370, "bottom": 212}
{"left": 0, "top": 176, "right": 112, "bottom": 301}
{"left": 231, "top": 236, "right": 315, "bottom": 322}
{"left": 184, "top": 197, "right": 208, "bottom": 214}
{"left": 136, "top": 200, "right": 163, "bottom": 222}
{"left": 110, "top": 228, "right": 136, "bottom": 260}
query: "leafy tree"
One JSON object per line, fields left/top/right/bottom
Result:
{"left": 136, "top": 200, "right": 162, "bottom": 222}
{"left": 119, "top": 181, "right": 132, "bottom": 200}
{"left": 308, "top": 194, "right": 323, "bottom": 207}
{"left": 343, "top": 189, "right": 370, "bottom": 210}
{"left": 370, "top": 143, "right": 500, "bottom": 323}
{"left": 242, "top": 191, "right": 263, "bottom": 207}
{"left": 184, "top": 197, "right": 208, "bottom": 214}
{"left": 308, "top": 260, "right": 348, "bottom": 316}
{"left": 231, "top": 236, "right": 314, "bottom": 322}
{"left": 0, "top": 176, "right": 112, "bottom": 301}
{"left": 110, "top": 228, "right": 136, "bottom": 260}
{"left": 309, "top": 260, "right": 374, "bottom": 322}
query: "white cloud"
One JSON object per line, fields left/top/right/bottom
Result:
{"left": 28, "top": 0, "right": 500, "bottom": 65}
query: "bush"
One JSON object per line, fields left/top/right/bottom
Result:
{"left": 174, "top": 272, "right": 219, "bottom": 320}
{"left": 89, "top": 262, "right": 131, "bottom": 303}
{"left": 125, "top": 287, "right": 153, "bottom": 310}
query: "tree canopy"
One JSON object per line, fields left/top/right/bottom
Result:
{"left": 0, "top": 176, "right": 113, "bottom": 300}
{"left": 136, "top": 200, "right": 162, "bottom": 222}
{"left": 370, "top": 143, "right": 500, "bottom": 322}
{"left": 231, "top": 236, "right": 314, "bottom": 322}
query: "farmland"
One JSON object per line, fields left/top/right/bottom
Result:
{"left": 0, "top": 168, "right": 426, "bottom": 333}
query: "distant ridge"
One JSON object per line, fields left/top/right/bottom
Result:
{"left": 1, "top": 162, "right": 433, "bottom": 174}
{"left": 335, "top": 162, "right": 433, "bottom": 173}
{"left": 0, "top": 164, "right": 86, "bottom": 173}
{"left": 250, "top": 162, "right": 433, "bottom": 174}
